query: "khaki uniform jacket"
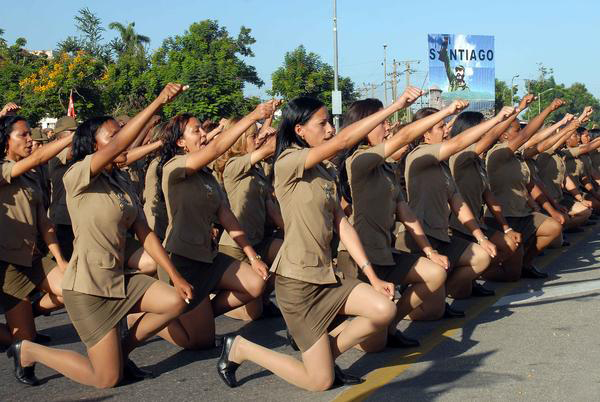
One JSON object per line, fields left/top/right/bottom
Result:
{"left": 271, "top": 145, "right": 338, "bottom": 285}
{"left": 449, "top": 144, "right": 489, "bottom": 235}
{"left": 404, "top": 143, "right": 458, "bottom": 242}
{"left": 0, "top": 159, "right": 44, "bottom": 266}
{"left": 48, "top": 148, "right": 71, "bottom": 225}
{"left": 62, "top": 155, "right": 144, "bottom": 298}
{"left": 340, "top": 143, "right": 401, "bottom": 266}
{"left": 536, "top": 150, "right": 565, "bottom": 202}
{"left": 563, "top": 147, "right": 585, "bottom": 190}
{"left": 219, "top": 154, "right": 270, "bottom": 248}
{"left": 486, "top": 142, "right": 532, "bottom": 218}
{"left": 142, "top": 158, "right": 167, "bottom": 239}
{"left": 162, "top": 154, "right": 224, "bottom": 263}
{"left": 589, "top": 149, "right": 600, "bottom": 171}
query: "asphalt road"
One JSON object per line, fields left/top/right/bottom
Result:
{"left": 1, "top": 226, "right": 599, "bottom": 402}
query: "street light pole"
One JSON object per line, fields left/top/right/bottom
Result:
{"left": 332, "top": 0, "right": 340, "bottom": 131}
{"left": 510, "top": 74, "right": 519, "bottom": 106}
{"left": 383, "top": 44, "right": 388, "bottom": 106}
{"left": 538, "top": 87, "right": 554, "bottom": 114}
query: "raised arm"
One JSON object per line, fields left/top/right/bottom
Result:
{"left": 550, "top": 120, "right": 580, "bottom": 153}
{"left": 383, "top": 92, "right": 456, "bottom": 158}
{"left": 522, "top": 116, "right": 572, "bottom": 158}
{"left": 304, "top": 88, "right": 423, "bottom": 169}
{"left": 473, "top": 105, "right": 521, "bottom": 155}
{"left": 10, "top": 133, "right": 74, "bottom": 178}
{"left": 519, "top": 98, "right": 565, "bottom": 139}
{"left": 184, "top": 101, "right": 277, "bottom": 175}
{"left": 439, "top": 103, "right": 513, "bottom": 161}
{"left": 123, "top": 140, "right": 163, "bottom": 166}
{"left": 91, "top": 83, "right": 186, "bottom": 176}
{"left": 249, "top": 133, "right": 276, "bottom": 165}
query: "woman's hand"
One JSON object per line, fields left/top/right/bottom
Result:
{"left": 371, "top": 278, "right": 395, "bottom": 300}
{"left": 478, "top": 238, "right": 497, "bottom": 258}
{"left": 157, "top": 83, "right": 188, "bottom": 105}
{"left": 172, "top": 275, "right": 194, "bottom": 303}
{"left": 251, "top": 259, "right": 269, "bottom": 281}
{"left": 428, "top": 251, "right": 449, "bottom": 270}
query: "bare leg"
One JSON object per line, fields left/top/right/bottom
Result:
{"left": 211, "top": 261, "right": 265, "bottom": 317}
{"left": 566, "top": 202, "right": 591, "bottom": 229}
{"left": 523, "top": 217, "right": 562, "bottom": 267}
{"left": 407, "top": 286, "right": 446, "bottom": 320}
{"left": 155, "top": 296, "right": 216, "bottom": 349}
{"left": 128, "top": 248, "right": 157, "bottom": 276}
{"left": 6, "top": 300, "right": 37, "bottom": 341}
{"left": 482, "top": 232, "right": 521, "bottom": 282}
{"left": 33, "top": 266, "right": 64, "bottom": 314}
{"left": 19, "top": 329, "right": 123, "bottom": 388}
{"left": 446, "top": 243, "right": 491, "bottom": 299}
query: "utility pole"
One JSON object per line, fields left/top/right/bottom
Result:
{"left": 331, "top": 0, "right": 341, "bottom": 131}
{"left": 389, "top": 60, "right": 399, "bottom": 121}
{"left": 397, "top": 59, "right": 420, "bottom": 121}
{"left": 383, "top": 44, "right": 388, "bottom": 106}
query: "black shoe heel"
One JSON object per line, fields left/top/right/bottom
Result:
{"left": 286, "top": 329, "right": 300, "bottom": 351}
{"left": 6, "top": 341, "right": 39, "bottom": 386}
{"left": 333, "top": 364, "right": 364, "bottom": 386}
{"left": 217, "top": 335, "right": 240, "bottom": 388}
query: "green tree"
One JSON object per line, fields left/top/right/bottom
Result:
{"left": 108, "top": 21, "right": 150, "bottom": 59}
{"left": 145, "top": 20, "right": 263, "bottom": 120}
{"left": 57, "top": 8, "right": 111, "bottom": 64}
{"left": 269, "top": 45, "right": 358, "bottom": 112}
{"left": 495, "top": 78, "right": 518, "bottom": 113}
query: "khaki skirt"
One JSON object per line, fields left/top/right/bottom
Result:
{"left": 275, "top": 274, "right": 360, "bottom": 353}
{"left": 395, "top": 231, "right": 472, "bottom": 269}
{"left": 218, "top": 237, "right": 277, "bottom": 263}
{"left": 336, "top": 250, "right": 419, "bottom": 285}
{"left": 158, "top": 252, "right": 234, "bottom": 309}
{"left": 63, "top": 274, "right": 155, "bottom": 348}
{"left": 0, "top": 258, "right": 54, "bottom": 312}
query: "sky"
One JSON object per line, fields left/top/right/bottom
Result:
{"left": 2, "top": 0, "right": 599, "bottom": 105}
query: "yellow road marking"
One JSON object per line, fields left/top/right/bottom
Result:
{"left": 333, "top": 230, "right": 594, "bottom": 402}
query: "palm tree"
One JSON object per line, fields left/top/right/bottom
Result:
{"left": 108, "top": 21, "right": 150, "bottom": 58}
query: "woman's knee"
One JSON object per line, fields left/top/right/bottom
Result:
{"left": 369, "top": 297, "right": 396, "bottom": 327}
{"left": 246, "top": 274, "right": 266, "bottom": 299}
{"left": 471, "top": 245, "right": 492, "bottom": 272}
{"left": 94, "top": 370, "right": 121, "bottom": 389}
{"left": 307, "top": 371, "right": 335, "bottom": 392}
{"left": 415, "top": 259, "right": 447, "bottom": 289}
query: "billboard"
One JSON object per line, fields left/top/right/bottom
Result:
{"left": 428, "top": 34, "right": 495, "bottom": 116}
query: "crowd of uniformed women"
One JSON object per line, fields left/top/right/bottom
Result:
{"left": 0, "top": 84, "right": 596, "bottom": 391}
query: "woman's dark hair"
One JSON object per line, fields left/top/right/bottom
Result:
{"left": 449, "top": 111, "right": 484, "bottom": 137}
{"left": 156, "top": 114, "right": 194, "bottom": 201}
{"left": 274, "top": 97, "right": 324, "bottom": 160}
{"left": 71, "top": 116, "right": 115, "bottom": 163}
{"left": 576, "top": 126, "right": 586, "bottom": 135}
{"left": 408, "top": 107, "right": 440, "bottom": 148}
{"left": 338, "top": 98, "right": 384, "bottom": 203}
{"left": 0, "top": 115, "right": 28, "bottom": 158}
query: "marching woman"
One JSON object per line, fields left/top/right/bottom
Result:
{"left": 0, "top": 116, "right": 73, "bottom": 346}
{"left": 152, "top": 101, "right": 277, "bottom": 349}
{"left": 396, "top": 102, "right": 500, "bottom": 303}
{"left": 447, "top": 103, "right": 525, "bottom": 282}
{"left": 142, "top": 122, "right": 169, "bottom": 240}
{"left": 336, "top": 89, "right": 450, "bottom": 350}
{"left": 6, "top": 83, "right": 193, "bottom": 388}
{"left": 485, "top": 99, "right": 566, "bottom": 279}
{"left": 215, "top": 95, "right": 411, "bottom": 391}
{"left": 215, "top": 122, "right": 284, "bottom": 320}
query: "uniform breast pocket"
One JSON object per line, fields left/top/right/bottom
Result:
{"left": 86, "top": 251, "right": 117, "bottom": 269}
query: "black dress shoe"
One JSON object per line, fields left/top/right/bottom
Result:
{"left": 6, "top": 341, "right": 39, "bottom": 386}
{"left": 471, "top": 282, "right": 495, "bottom": 297}
{"left": 33, "top": 333, "right": 51, "bottom": 345}
{"left": 561, "top": 240, "right": 571, "bottom": 247}
{"left": 387, "top": 331, "right": 420, "bottom": 348}
{"left": 521, "top": 265, "right": 548, "bottom": 279}
{"left": 286, "top": 329, "right": 300, "bottom": 352}
{"left": 443, "top": 303, "right": 465, "bottom": 319}
{"left": 217, "top": 335, "right": 240, "bottom": 388}
{"left": 333, "top": 364, "right": 364, "bottom": 386}
{"left": 123, "top": 358, "right": 154, "bottom": 381}
{"left": 261, "top": 301, "right": 282, "bottom": 318}
{"left": 214, "top": 334, "right": 224, "bottom": 349}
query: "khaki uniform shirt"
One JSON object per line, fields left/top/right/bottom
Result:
{"left": 271, "top": 145, "right": 338, "bottom": 284}
{"left": 563, "top": 147, "right": 585, "bottom": 190}
{"left": 48, "top": 148, "right": 71, "bottom": 225}
{"left": 0, "top": 160, "right": 44, "bottom": 266}
{"left": 340, "top": 143, "right": 401, "bottom": 266}
{"left": 162, "top": 154, "right": 224, "bottom": 263}
{"left": 122, "top": 160, "right": 145, "bottom": 199}
{"left": 404, "top": 143, "right": 458, "bottom": 242}
{"left": 62, "top": 155, "right": 144, "bottom": 298}
{"left": 219, "top": 154, "right": 269, "bottom": 248}
{"left": 580, "top": 153, "right": 594, "bottom": 179}
{"left": 142, "top": 158, "right": 167, "bottom": 239}
{"left": 449, "top": 144, "right": 489, "bottom": 235}
{"left": 589, "top": 149, "right": 600, "bottom": 170}
{"left": 536, "top": 150, "right": 565, "bottom": 202}
{"left": 486, "top": 142, "right": 531, "bottom": 218}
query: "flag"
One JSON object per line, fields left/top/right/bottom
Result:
{"left": 67, "top": 90, "right": 76, "bottom": 118}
